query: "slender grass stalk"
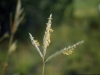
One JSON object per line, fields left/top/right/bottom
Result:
{"left": 1, "top": 34, "right": 14, "bottom": 75}
{"left": 29, "top": 14, "right": 53, "bottom": 75}
{"left": 29, "top": 14, "right": 84, "bottom": 75}
{"left": 42, "top": 59, "right": 45, "bottom": 75}
{"left": 9, "top": 34, "right": 14, "bottom": 48}
{"left": 1, "top": 0, "right": 24, "bottom": 75}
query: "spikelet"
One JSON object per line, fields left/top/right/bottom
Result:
{"left": 34, "top": 40, "right": 40, "bottom": 46}
{"left": 0, "top": 32, "right": 9, "bottom": 42}
{"left": 11, "top": 0, "right": 25, "bottom": 34}
{"left": 43, "top": 14, "right": 53, "bottom": 57}
{"left": 45, "top": 40, "right": 84, "bottom": 62}
{"left": 62, "top": 46, "right": 74, "bottom": 55}
{"left": 8, "top": 40, "right": 17, "bottom": 55}
{"left": 29, "top": 33, "right": 43, "bottom": 59}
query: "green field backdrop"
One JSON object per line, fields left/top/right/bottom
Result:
{"left": 0, "top": 0, "right": 100, "bottom": 75}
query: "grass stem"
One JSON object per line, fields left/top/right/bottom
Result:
{"left": 42, "top": 59, "right": 45, "bottom": 75}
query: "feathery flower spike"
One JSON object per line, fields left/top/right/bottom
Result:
{"left": 45, "top": 40, "right": 84, "bottom": 62}
{"left": 43, "top": 14, "right": 53, "bottom": 57}
{"left": 29, "top": 33, "right": 43, "bottom": 59}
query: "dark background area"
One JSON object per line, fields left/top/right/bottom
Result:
{"left": 0, "top": 0, "right": 100, "bottom": 75}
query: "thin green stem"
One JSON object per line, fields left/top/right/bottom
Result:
{"left": 9, "top": 34, "right": 14, "bottom": 49}
{"left": 42, "top": 58, "right": 45, "bottom": 75}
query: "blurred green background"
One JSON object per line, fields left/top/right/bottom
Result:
{"left": 0, "top": 0, "right": 100, "bottom": 75}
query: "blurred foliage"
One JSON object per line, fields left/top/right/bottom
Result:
{"left": 0, "top": 0, "right": 100, "bottom": 75}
